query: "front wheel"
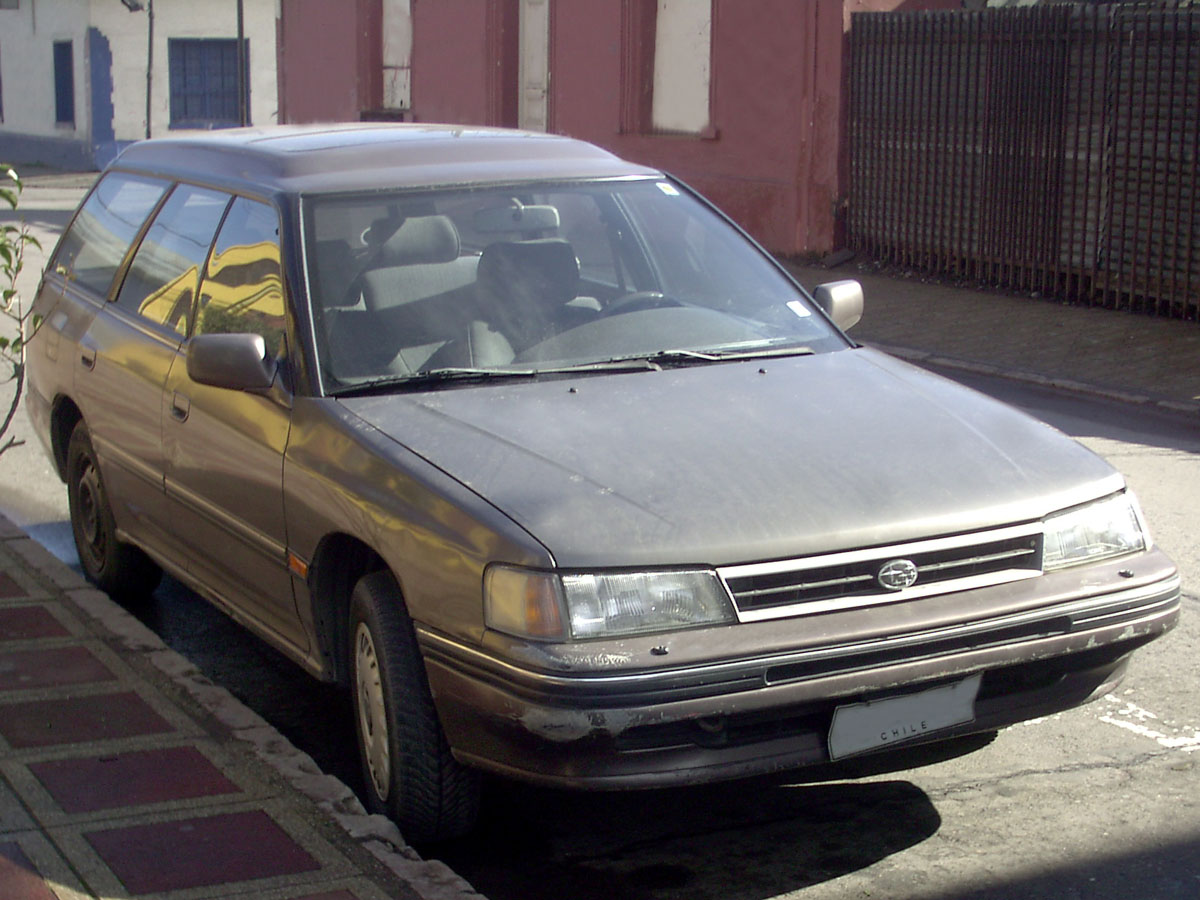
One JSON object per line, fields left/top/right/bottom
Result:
{"left": 349, "top": 571, "right": 480, "bottom": 843}
{"left": 65, "top": 422, "right": 161, "bottom": 597}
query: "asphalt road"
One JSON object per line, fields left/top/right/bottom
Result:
{"left": 2, "top": 181, "right": 1197, "bottom": 899}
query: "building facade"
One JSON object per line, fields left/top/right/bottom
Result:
{"left": 0, "top": 0, "right": 278, "bottom": 169}
{"left": 276, "top": 0, "right": 959, "bottom": 256}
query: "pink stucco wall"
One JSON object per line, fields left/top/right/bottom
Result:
{"left": 280, "top": 0, "right": 961, "bottom": 254}
{"left": 278, "top": 0, "right": 380, "bottom": 123}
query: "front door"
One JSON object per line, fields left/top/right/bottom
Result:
{"left": 162, "top": 196, "right": 305, "bottom": 651}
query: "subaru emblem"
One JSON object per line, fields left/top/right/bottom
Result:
{"left": 878, "top": 558, "right": 919, "bottom": 591}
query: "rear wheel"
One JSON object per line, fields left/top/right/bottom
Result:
{"left": 349, "top": 570, "right": 480, "bottom": 843}
{"left": 65, "top": 422, "right": 161, "bottom": 597}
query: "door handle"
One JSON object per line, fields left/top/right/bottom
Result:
{"left": 170, "top": 392, "right": 191, "bottom": 422}
{"left": 80, "top": 347, "right": 96, "bottom": 370}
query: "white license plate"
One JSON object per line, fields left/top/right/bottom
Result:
{"left": 828, "top": 673, "right": 982, "bottom": 761}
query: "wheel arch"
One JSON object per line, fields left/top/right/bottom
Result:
{"left": 49, "top": 395, "right": 84, "bottom": 480}
{"left": 308, "top": 532, "right": 392, "bottom": 687}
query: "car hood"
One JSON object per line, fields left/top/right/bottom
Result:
{"left": 339, "top": 347, "right": 1122, "bottom": 568}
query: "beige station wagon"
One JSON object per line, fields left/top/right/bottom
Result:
{"left": 26, "top": 125, "right": 1180, "bottom": 841}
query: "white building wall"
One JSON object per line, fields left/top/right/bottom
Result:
{"left": 0, "top": 0, "right": 91, "bottom": 141}
{"left": 0, "top": 0, "right": 278, "bottom": 167}
{"left": 89, "top": 0, "right": 279, "bottom": 141}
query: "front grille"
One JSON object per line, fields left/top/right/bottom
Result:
{"left": 720, "top": 525, "right": 1043, "bottom": 622}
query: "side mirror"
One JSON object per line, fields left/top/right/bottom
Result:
{"left": 186, "top": 333, "right": 276, "bottom": 391}
{"left": 813, "top": 280, "right": 864, "bottom": 332}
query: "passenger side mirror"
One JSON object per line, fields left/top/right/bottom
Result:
{"left": 186, "top": 333, "right": 277, "bottom": 391}
{"left": 812, "top": 280, "right": 864, "bottom": 332}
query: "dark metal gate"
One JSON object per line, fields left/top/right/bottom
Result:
{"left": 848, "top": 3, "right": 1199, "bottom": 322}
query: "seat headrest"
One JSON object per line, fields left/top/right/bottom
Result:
{"left": 377, "top": 215, "right": 461, "bottom": 266}
{"left": 477, "top": 240, "right": 579, "bottom": 303}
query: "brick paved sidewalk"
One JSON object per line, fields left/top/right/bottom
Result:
{"left": 0, "top": 518, "right": 479, "bottom": 900}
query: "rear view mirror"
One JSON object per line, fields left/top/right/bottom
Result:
{"left": 813, "top": 280, "right": 864, "bottom": 332}
{"left": 474, "top": 201, "right": 560, "bottom": 233}
{"left": 187, "top": 333, "right": 276, "bottom": 391}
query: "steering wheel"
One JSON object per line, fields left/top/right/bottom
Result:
{"left": 605, "top": 291, "right": 684, "bottom": 315}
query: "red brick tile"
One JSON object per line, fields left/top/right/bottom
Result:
{"left": 0, "top": 608, "right": 67, "bottom": 641}
{"left": 30, "top": 746, "right": 241, "bottom": 813}
{"left": 0, "top": 841, "right": 59, "bottom": 900}
{"left": 0, "top": 692, "right": 174, "bottom": 748}
{"left": 0, "top": 646, "right": 115, "bottom": 691}
{"left": 0, "top": 572, "right": 26, "bottom": 599}
{"left": 85, "top": 810, "right": 321, "bottom": 894}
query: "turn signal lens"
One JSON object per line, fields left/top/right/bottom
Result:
{"left": 485, "top": 565, "right": 735, "bottom": 641}
{"left": 484, "top": 566, "right": 567, "bottom": 640}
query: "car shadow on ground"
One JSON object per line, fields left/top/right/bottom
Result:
{"left": 77, "top": 559, "right": 975, "bottom": 900}
{"left": 428, "top": 740, "right": 998, "bottom": 900}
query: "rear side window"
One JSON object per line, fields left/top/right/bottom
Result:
{"left": 115, "top": 184, "right": 230, "bottom": 335}
{"left": 53, "top": 172, "right": 168, "bottom": 297}
{"left": 195, "top": 197, "right": 287, "bottom": 357}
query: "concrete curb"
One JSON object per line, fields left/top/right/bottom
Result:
{"left": 0, "top": 516, "right": 485, "bottom": 900}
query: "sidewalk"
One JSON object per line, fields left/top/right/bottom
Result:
{"left": 784, "top": 258, "right": 1200, "bottom": 419}
{"left": 0, "top": 517, "right": 480, "bottom": 900}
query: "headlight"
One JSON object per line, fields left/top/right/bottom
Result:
{"left": 1043, "top": 492, "right": 1147, "bottom": 571}
{"left": 484, "top": 566, "right": 736, "bottom": 641}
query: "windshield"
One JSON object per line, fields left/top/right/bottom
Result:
{"left": 303, "top": 178, "right": 847, "bottom": 392}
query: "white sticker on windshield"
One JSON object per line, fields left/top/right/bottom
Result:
{"left": 787, "top": 300, "right": 812, "bottom": 318}
{"left": 656, "top": 182, "right": 681, "bottom": 196}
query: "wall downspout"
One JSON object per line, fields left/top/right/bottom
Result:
{"left": 236, "top": 0, "right": 247, "bottom": 125}
{"left": 145, "top": 0, "right": 153, "bottom": 139}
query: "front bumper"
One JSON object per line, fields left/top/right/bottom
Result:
{"left": 420, "top": 555, "right": 1180, "bottom": 789}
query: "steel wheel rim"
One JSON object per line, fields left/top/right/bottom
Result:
{"left": 355, "top": 621, "right": 391, "bottom": 800}
{"left": 76, "top": 461, "right": 106, "bottom": 565}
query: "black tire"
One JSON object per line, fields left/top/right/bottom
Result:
{"left": 349, "top": 570, "right": 481, "bottom": 843}
{"left": 65, "top": 422, "right": 162, "bottom": 597}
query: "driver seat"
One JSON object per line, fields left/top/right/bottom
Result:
{"left": 475, "top": 239, "right": 581, "bottom": 349}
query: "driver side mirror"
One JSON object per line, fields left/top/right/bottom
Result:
{"left": 186, "top": 333, "right": 277, "bottom": 391}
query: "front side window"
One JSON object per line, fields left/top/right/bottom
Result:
{"left": 52, "top": 172, "right": 168, "bottom": 297}
{"left": 115, "top": 184, "right": 230, "bottom": 334}
{"left": 196, "top": 197, "right": 287, "bottom": 356}
{"left": 305, "top": 178, "right": 846, "bottom": 392}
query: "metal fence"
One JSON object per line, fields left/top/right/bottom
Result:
{"left": 848, "top": 3, "right": 1199, "bottom": 322}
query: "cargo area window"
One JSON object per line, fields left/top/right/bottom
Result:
{"left": 52, "top": 173, "right": 168, "bottom": 297}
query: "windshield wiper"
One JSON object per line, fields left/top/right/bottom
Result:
{"left": 700, "top": 344, "right": 816, "bottom": 361}
{"left": 333, "top": 359, "right": 662, "bottom": 396}
{"left": 607, "top": 345, "right": 816, "bottom": 368}
{"left": 334, "top": 367, "right": 537, "bottom": 396}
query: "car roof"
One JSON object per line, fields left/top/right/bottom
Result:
{"left": 111, "top": 123, "right": 662, "bottom": 196}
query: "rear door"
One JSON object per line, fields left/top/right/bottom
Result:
{"left": 95, "top": 183, "right": 232, "bottom": 562}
